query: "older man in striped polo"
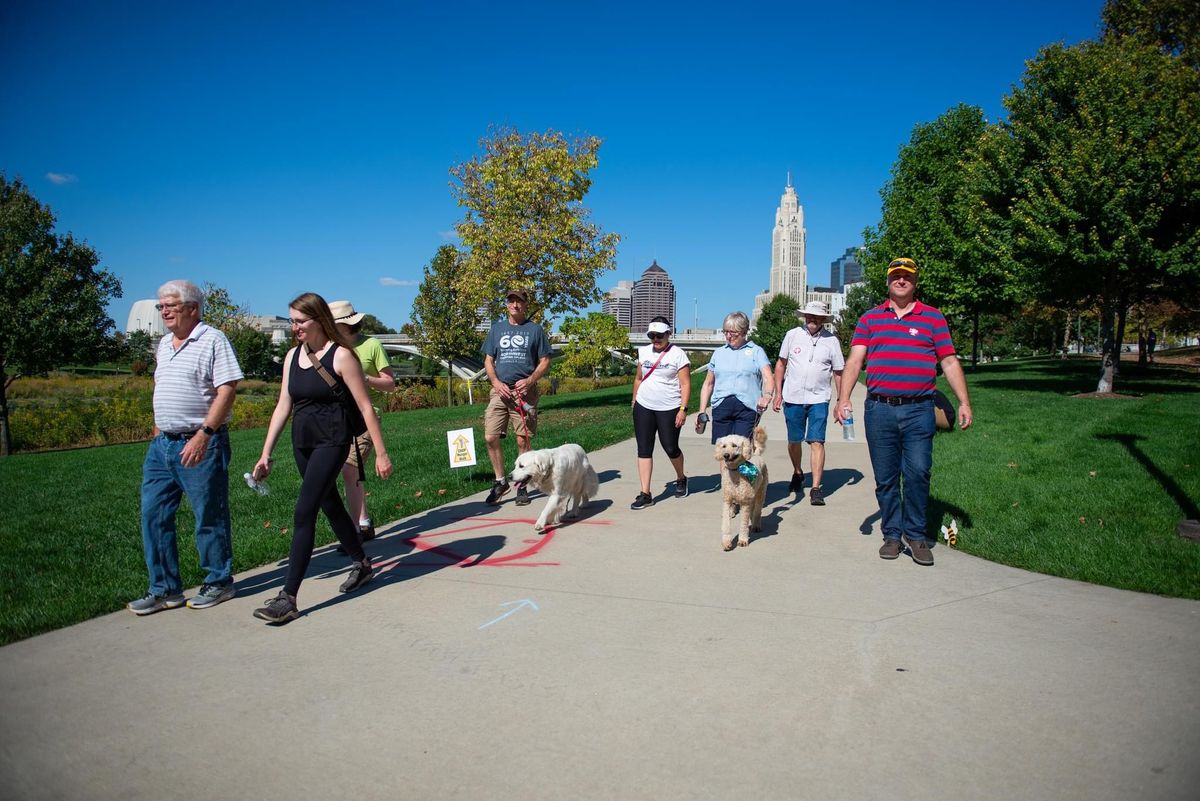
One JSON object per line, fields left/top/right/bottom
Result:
{"left": 128, "top": 280, "right": 244, "bottom": 615}
{"left": 835, "top": 258, "right": 973, "bottom": 566}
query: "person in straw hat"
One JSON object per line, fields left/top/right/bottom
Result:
{"left": 330, "top": 300, "right": 396, "bottom": 543}
{"left": 772, "top": 300, "right": 844, "bottom": 507}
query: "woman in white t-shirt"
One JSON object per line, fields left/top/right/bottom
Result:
{"left": 629, "top": 317, "right": 692, "bottom": 510}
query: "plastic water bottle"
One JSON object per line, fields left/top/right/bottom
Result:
{"left": 842, "top": 414, "right": 856, "bottom": 442}
{"left": 243, "top": 472, "right": 270, "bottom": 496}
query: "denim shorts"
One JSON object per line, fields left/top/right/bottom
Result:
{"left": 783, "top": 401, "right": 829, "bottom": 443}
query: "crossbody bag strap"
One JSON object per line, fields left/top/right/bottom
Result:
{"left": 305, "top": 344, "right": 340, "bottom": 391}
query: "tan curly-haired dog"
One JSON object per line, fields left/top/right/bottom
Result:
{"left": 713, "top": 426, "right": 768, "bottom": 551}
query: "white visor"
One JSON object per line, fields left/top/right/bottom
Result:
{"left": 646, "top": 322, "right": 670, "bottom": 337}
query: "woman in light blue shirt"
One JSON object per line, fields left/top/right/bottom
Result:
{"left": 698, "top": 311, "right": 774, "bottom": 442}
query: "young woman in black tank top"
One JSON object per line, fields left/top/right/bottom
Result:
{"left": 250, "top": 293, "right": 393, "bottom": 624}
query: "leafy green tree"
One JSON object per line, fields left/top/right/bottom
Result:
{"left": 1102, "top": 0, "right": 1199, "bottom": 68}
{"left": 227, "top": 327, "right": 277, "bottom": 380}
{"left": 358, "top": 313, "right": 395, "bottom": 335}
{"left": 862, "top": 104, "right": 1020, "bottom": 365}
{"left": 558, "top": 312, "right": 630, "bottom": 386}
{"left": 200, "top": 282, "right": 248, "bottom": 332}
{"left": 1003, "top": 38, "right": 1200, "bottom": 391}
{"left": 404, "top": 244, "right": 483, "bottom": 405}
{"left": 751, "top": 294, "right": 801, "bottom": 363}
{"left": 0, "top": 175, "right": 122, "bottom": 455}
{"left": 450, "top": 128, "right": 620, "bottom": 323}
{"left": 835, "top": 283, "right": 881, "bottom": 356}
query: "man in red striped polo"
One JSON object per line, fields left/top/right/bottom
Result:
{"left": 834, "top": 258, "right": 973, "bottom": 566}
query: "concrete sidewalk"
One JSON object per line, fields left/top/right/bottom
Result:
{"left": 2, "top": 382, "right": 1198, "bottom": 801}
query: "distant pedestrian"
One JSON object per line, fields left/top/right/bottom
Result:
{"left": 629, "top": 317, "right": 691, "bottom": 510}
{"left": 1148, "top": 330, "right": 1157, "bottom": 363}
{"left": 330, "top": 300, "right": 396, "bottom": 542}
{"left": 482, "top": 287, "right": 551, "bottom": 507}
{"left": 128, "top": 280, "right": 243, "bottom": 616}
{"left": 250, "top": 293, "right": 393, "bottom": 624}
{"left": 773, "top": 300, "right": 844, "bottom": 506}
{"left": 835, "top": 258, "right": 973, "bottom": 567}
{"left": 698, "top": 311, "right": 774, "bottom": 442}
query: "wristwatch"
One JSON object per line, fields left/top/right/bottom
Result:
{"left": 200, "top": 424, "right": 216, "bottom": 436}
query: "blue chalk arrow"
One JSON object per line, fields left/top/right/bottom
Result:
{"left": 479, "top": 599, "right": 539, "bottom": 630}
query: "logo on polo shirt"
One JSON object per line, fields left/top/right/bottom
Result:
{"left": 908, "top": 327, "right": 918, "bottom": 336}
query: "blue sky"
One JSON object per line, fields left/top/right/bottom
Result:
{"left": 1, "top": 0, "right": 1105, "bottom": 331}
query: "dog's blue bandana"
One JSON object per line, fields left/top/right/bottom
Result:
{"left": 737, "top": 463, "right": 759, "bottom": 482}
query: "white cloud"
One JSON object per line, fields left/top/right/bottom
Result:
{"left": 46, "top": 172, "right": 77, "bottom": 185}
{"left": 379, "top": 277, "right": 419, "bottom": 287}
{"left": 438, "top": 230, "right": 459, "bottom": 242}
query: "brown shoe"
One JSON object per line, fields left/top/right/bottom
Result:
{"left": 904, "top": 536, "right": 935, "bottom": 566}
{"left": 879, "top": 539, "right": 902, "bottom": 560}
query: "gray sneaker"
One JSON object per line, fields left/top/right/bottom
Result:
{"left": 187, "top": 583, "right": 236, "bottom": 609}
{"left": 339, "top": 559, "right": 375, "bottom": 593}
{"left": 253, "top": 591, "right": 299, "bottom": 624}
{"left": 127, "top": 592, "right": 186, "bottom": 616}
{"left": 485, "top": 479, "right": 511, "bottom": 505}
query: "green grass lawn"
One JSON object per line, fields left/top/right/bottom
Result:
{"left": 1, "top": 361, "right": 1197, "bottom": 645}
{"left": 929, "top": 358, "right": 1199, "bottom": 598}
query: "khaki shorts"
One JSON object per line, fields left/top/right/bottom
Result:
{"left": 345, "top": 431, "right": 374, "bottom": 468}
{"left": 484, "top": 384, "right": 539, "bottom": 440}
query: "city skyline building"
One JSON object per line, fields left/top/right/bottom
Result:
{"left": 630, "top": 260, "right": 677, "bottom": 333}
{"left": 602, "top": 280, "right": 634, "bottom": 330}
{"left": 829, "top": 245, "right": 863, "bottom": 291}
{"left": 753, "top": 176, "right": 808, "bottom": 325}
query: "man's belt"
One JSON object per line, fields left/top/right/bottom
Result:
{"left": 868, "top": 393, "right": 932, "bottom": 406}
{"left": 162, "top": 425, "right": 227, "bottom": 441}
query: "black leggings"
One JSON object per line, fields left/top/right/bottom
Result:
{"left": 286, "top": 444, "right": 365, "bottom": 597}
{"left": 633, "top": 402, "right": 683, "bottom": 459}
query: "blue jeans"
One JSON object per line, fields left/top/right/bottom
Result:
{"left": 783, "top": 401, "right": 830, "bottom": 443}
{"left": 140, "top": 431, "right": 234, "bottom": 595}
{"left": 864, "top": 397, "right": 935, "bottom": 544}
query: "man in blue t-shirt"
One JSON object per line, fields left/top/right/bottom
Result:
{"left": 481, "top": 287, "right": 551, "bottom": 506}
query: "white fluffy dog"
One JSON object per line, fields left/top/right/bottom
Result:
{"left": 713, "top": 426, "right": 769, "bottom": 551}
{"left": 509, "top": 444, "right": 600, "bottom": 532}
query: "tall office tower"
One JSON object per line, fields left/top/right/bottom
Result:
{"left": 602, "top": 280, "right": 635, "bottom": 330}
{"left": 631, "top": 260, "right": 677, "bottom": 333}
{"left": 830, "top": 246, "right": 863, "bottom": 291}
{"left": 753, "top": 176, "right": 808, "bottom": 325}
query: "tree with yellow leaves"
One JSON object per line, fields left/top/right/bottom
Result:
{"left": 450, "top": 128, "right": 620, "bottom": 325}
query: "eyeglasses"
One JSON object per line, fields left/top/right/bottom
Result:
{"left": 155, "top": 301, "right": 192, "bottom": 312}
{"left": 290, "top": 317, "right": 312, "bottom": 327}
{"left": 648, "top": 332, "right": 667, "bottom": 340}
{"left": 723, "top": 330, "right": 744, "bottom": 337}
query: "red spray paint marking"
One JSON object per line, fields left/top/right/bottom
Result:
{"left": 375, "top": 516, "right": 611, "bottom": 570}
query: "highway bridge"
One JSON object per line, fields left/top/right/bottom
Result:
{"left": 371, "top": 331, "right": 727, "bottom": 402}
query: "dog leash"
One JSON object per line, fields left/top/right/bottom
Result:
{"left": 515, "top": 389, "right": 533, "bottom": 439}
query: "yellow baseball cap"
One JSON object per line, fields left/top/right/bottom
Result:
{"left": 887, "top": 258, "right": 918, "bottom": 278}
